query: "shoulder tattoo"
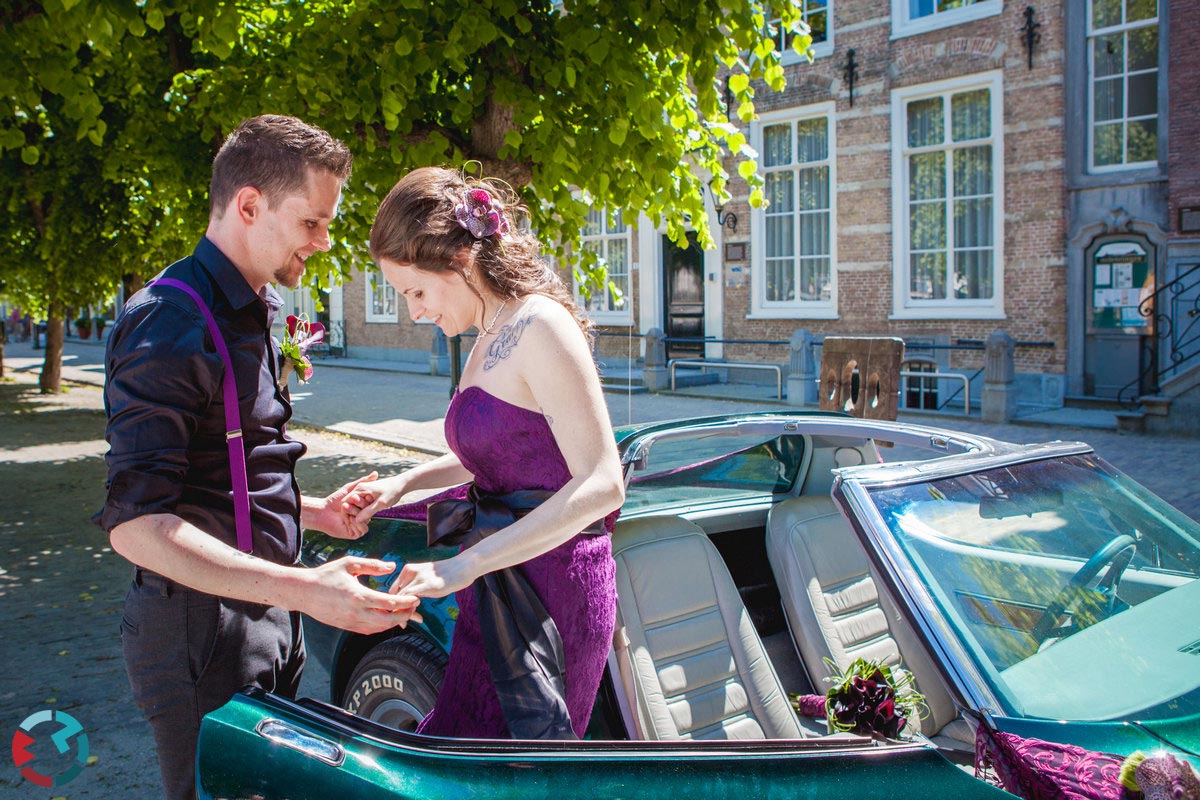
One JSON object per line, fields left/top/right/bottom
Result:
{"left": 482, "top": 316, "right": 534, "bottom": 370}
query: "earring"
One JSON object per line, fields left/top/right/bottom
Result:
{"left": 464, "top": 268, "right": 473, "bottom": 279}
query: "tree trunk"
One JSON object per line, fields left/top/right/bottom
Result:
{"left": 39, "top": 316, "right": 63, "bottom": 394}
{"left": 123, "top": 272, "right": 145, "bottom": 298}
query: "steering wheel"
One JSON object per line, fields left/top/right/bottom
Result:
{"left": 1030, "top": 534, "right": 1137, "bottom": 644}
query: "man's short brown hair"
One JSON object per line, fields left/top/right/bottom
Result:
{"left": 209, "top": 115, "right": 352, "bottom": 216}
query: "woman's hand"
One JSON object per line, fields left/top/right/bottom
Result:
{"left": 303, "top": 472, "right": 379, "bottom": 539}
{"left": 341, "top": 475, "right": 408, "bottom": 535}
{"left": 389, "top": 556, "right": 477, "bottom": 601}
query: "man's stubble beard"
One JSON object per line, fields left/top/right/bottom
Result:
{"left": 274, "top": 263, "right": 304, "bottom": 289}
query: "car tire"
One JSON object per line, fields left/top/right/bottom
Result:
{"left": 341, "top": 634, "right": 447, "bottom": 731}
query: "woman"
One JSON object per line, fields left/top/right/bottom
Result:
{"left": 343, "top": 166, "right": 624, "bottom": 739}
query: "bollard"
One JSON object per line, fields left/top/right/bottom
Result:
{"left": 430, "top": 327, "right": 449, "bottom": 376}
{"left": 981, "top": 330, "right": 1017, "bottom": 423}
{"left": 642, "top": 328, "right": 669, "bottom": 391}
{"left": 786, "top": 329, "right": 815, "bottom": 406}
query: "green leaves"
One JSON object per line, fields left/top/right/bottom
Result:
{"left": 3, "top": 0, "right": 811, "bottom": 333}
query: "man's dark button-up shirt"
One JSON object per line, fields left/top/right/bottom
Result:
{"left": 97, "top": 237, "right": 306, "bottom": 565}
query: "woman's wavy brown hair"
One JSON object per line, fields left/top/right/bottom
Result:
{"left": 369, "top": 166, "right": 593, "bottom": 340}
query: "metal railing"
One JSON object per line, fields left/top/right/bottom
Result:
{"left": 669, "top": 359, "right": 783, "bottom": 399}
{"left": 899, "top": 370, "right": 971, "bottom": 415}
{"left": 1118, "top": 263, "right": 1200, "bottom": 407}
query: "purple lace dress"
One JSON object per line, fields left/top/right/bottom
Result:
{"left": 414, "top": 386, "right": 618, "bottom": 739}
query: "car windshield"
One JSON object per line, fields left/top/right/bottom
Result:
{"left": 865, "top": 453, "right": 1200, "bottom": 722}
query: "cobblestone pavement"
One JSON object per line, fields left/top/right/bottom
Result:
{"left": 0, "top": 371, "right": 429, "bottom": 798}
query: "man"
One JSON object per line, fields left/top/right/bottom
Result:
{"left": 97, "top": 115, "right": 418, "bottom": 799}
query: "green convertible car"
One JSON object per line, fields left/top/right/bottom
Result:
{"left": 197, "top": 412, "right": 1200, "bottom": 799}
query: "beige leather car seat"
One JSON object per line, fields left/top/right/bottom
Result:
{"left": 611, "top": 515, "right": 807, "bottom": 740}
{"left": 765, "top": 493, "right": 975, "bottom": 748}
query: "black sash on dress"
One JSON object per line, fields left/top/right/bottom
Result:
{"left": 426, "top": 484, "right": 606, "bottom": 740}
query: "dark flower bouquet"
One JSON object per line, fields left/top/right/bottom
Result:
{"left": 791, "top": 656, "right": 925, "bottom": 740}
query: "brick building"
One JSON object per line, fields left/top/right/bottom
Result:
{"left": 315, "top": 0, "right": 1195, "bottom": 417}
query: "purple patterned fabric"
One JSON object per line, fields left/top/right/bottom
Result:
{"left": 413, "top": 386, "right": 618, "bottom": 738}
{"left": 975, "top": 724, "right": 1128, "bottom": 800}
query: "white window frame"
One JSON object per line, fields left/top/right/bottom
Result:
{"left": 275, "top": 285, "right": 320, "bottom": 323}
{"left": 364, "top": 266, "right": 398, "bottom": 323}
{"left": 750, "top": 101, "right": 838, "bottom": 320}
{"left": 1086, "top": 0, "right": 1159, "bottom": 173}
{"left": 576, "top": 208, "right": 634, "bottom": 325}
{"left": 890, "top": 0, "right": 1001, "bottom": 39}
{"left": 774, "top": 1, "right": 834, "bottom": 64}
{"left": 890, "top": 71, "right": 1005, "bottom": 320}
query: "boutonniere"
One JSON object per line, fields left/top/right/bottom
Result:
{"left": 278, "top": 314, "right": 325, "bottom": 388}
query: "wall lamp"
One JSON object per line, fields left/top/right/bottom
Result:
{"left": 707, "top": 179, "right": 738, "bottom": 232}
{"left": 1020, "top": 6, "right": 1041, "bottom": 70}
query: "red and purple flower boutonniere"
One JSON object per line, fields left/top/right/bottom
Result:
{"left": 790, "top": 656, "right": 926, "bottom": 740}
{"left": 278, "top": 314, "right": 324, "bottom": 388}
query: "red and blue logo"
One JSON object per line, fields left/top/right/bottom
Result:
{"left": 11, "top": 709, "right": 89, "bottom": 788}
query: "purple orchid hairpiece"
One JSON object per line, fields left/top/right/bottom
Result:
{"left": 454, "top": 188, "right": 509, "bottom": 239}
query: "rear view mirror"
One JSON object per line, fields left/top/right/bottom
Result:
{"left": 979, "top": 488, "right": 1064, "bottom": 519}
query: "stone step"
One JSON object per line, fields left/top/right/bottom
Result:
{"left": 1064, "top": 394, "right": 1127, "bottom": 412}
{"left": 669, "top": 369, "right": 722, "bottom": 388}
{"left": 600, "top": 379, "right": 649, "bottom": 395}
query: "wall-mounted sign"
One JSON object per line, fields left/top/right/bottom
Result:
{"left": 1091, "top": 239, "right": 1153, "bottom": 330}
{"left": 1181, "top": 206, "right": 1200, "bottom": 233}
{"left": 724, "top": 242, "right": 747, "bottom": 262}
{"left": 725, "top": 264, "right": 745, "bottom": 288}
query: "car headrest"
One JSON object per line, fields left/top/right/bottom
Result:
{"left": 612, "top": 515, "right": 708, "bottom": 555}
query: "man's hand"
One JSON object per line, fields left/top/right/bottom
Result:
{"left": 296, "top": 555, "right": 424, "bottom": 635}
{"left": 302, "top": 471, "right": 379, "bottom": 539}
{"left": 341, "top": 475, "right": 408, "bottom": 537}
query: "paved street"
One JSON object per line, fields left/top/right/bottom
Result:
{"left": 9, "top": 338, "right": 1200, "bottom": 518}
{"left": 0, "top": 364, "right": 427, "bottom": 798}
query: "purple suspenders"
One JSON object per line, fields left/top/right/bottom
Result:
{"left": 153, "top": 278, "right": 253, "bottom": 554}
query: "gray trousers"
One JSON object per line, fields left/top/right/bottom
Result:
{"left": 121, "top": 568, "right": 305, "bottom": 800}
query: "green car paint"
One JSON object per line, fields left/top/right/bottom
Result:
{"left": 198, "top": 689, "right": 1015, "bottom": 800}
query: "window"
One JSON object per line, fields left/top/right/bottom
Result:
{"left": 772, "top": 1, "right": 833, "bottom": 61}
{"left": 1088, "top": 0, "right": 1159, "bottom": 171}
{"left": 276, "top": 285, "right": 320, "bottom": 322}
{"left": 902, "top": 359, "right": 940, "bottom": 410}
{"left": 364, "top": 266, "right": 397, "bottom": 323}
{"left": 578, "top": 208, "right": 632, "bottom": 323}
{"left": 891, "top": 73, "right": 1004, "bottom": 318}
{"left": 891, "top": 0, "right": 1000, "bottom": 39}
{"left": 752, "top": 104, "right": 836, "bottom": 319}
{"left": 623, "top": 431, "right": 805, "bottom": 514}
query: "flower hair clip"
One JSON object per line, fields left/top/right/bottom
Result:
{"left": 454, "top": 189, "right": 509, "bottom": 239}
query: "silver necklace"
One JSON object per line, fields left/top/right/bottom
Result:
{"left": 480, "top": 298, "right": 508, "bottom": 335}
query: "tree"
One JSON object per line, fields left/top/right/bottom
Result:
{"left": 1, "top": 2, "right": 213, "bottom": 391}
{"left": 177, "top": 0, "right": 811, "bottom": 295}
{"left": 2, "top": 0, "right": 810, "bottom": 390}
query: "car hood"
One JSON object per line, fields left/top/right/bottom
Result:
{"left": 1137, "top": 713, "right": 1200, "bottom": 758}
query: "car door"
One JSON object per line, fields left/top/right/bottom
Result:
{"left": 198, "top": 690, "right": 1014, "bottom": 800}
